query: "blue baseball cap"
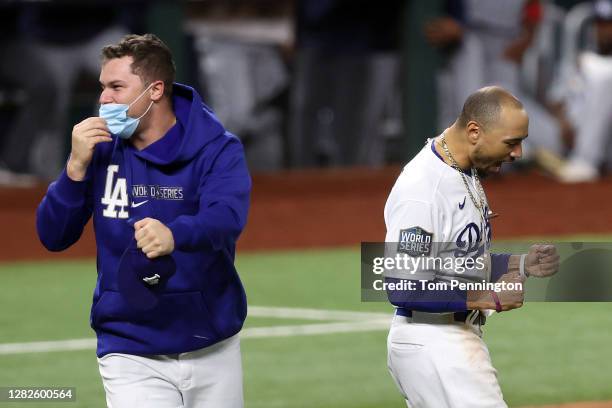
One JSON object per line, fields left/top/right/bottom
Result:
{"left": 117, "top": 242, "right": 176, "bottom": 310}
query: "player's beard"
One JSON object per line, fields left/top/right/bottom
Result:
{"left": 471, "top": 154, "right": 494, "bottom": 178}
{"left": 476, "top": 163, "right": 505, "bottom": 178}
{"left": 472, "top": 147, "right": 504, "bottom": 177}
{"left": 476, "top": 168, "right": 490, "bottom": 178}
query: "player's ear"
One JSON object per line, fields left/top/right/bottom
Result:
{"left": 466, "top": 121, "right": 481, "bottom": 145}
{"left": 150, "top": 80, "right": 164, "bottom": 102}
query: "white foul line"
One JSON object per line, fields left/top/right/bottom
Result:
{"left": 0, "top": 338, "right": 97, "bottom": 355}
{"left": 0, "top": 306, "right": 391, "bottom": 355}
{"left": 243, "top": 320, "right": 389, "bottom": 338}
{"left": 248, "top": 306, "right": 388, "bottom": 321}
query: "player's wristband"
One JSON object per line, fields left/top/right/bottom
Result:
{"left": 519, "top": 254, "right": 529, "bottom": 279}
{"left": 490, "top": 291, "right": 502, "bottom": 313}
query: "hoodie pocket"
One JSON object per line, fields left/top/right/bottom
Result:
{"left": 92, "top": 290, "right": 220, "bottom": 341}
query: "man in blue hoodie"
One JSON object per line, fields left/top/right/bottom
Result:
{"left": 36, "top": 34, "right": 251, "bottom": 407}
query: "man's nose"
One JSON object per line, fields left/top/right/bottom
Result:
{"left": 99, "top": 89, "right": 113, "bottom": 104}
{"left": 510, "top": 144, "right": 522, "bottom": 160}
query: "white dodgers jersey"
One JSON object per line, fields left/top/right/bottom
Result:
{"left": 384, "top": 139, "right": 493, "bottom": 283}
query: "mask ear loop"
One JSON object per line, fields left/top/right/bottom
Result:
{"left": 128, "top": 82, "right": 155, "bottom": 108}
{"left": 128, "top": 82, "right": 156, "bottom": 120}
{"left": 134, "top": 100, "right": 154, "bottom": 120}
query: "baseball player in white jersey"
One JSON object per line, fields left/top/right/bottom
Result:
{"left": 384, "top": 86, "right": 560, "bottom": 407}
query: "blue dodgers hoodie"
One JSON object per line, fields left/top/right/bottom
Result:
{"left": 36, "top": 83, "right": 251, "bottom": 357}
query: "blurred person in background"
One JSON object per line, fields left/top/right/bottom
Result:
{"left": 289, "top": 0, "right": 403, "bottom": 167}
{"left": 187, "top": 0, "right": 291, "bottom": 171}
{"left": 545, "top": 0, "right": 612, "bottom": 182}
{"left": 0, "top": 2, "right": 55, "bottom": 186}
{"left": 17, "top": 1, "right": 144, "bottom": 180}
{"left": 426, "top": 0, "right": 564, "bottom": 166}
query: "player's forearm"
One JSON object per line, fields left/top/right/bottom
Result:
{"left": 508, "top": 255, "right": 522, "bottom": 275}
{"left": 466, "top": 288, "right": 521, "bottom": 312}
{"left": 467, "top": 258, "right": 524, "bottom": 311}
{"left": 466, "top": 290, "right": 495, "bottom": 310}
{"left": 66, "top": 156, "right": 89, "bottom": 181}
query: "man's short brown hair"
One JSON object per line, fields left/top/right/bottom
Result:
{"left": 101, "top": 33, "right": 176, "bottom": 95}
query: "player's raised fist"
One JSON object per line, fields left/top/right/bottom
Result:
{"left": 525, "top": 244, "right": 560, "bottom": 278}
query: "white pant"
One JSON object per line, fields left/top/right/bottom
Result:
{"left": 98, "top": 334, "right": 243, "bottom": 408}
{"left": 387, "top": 315, "right": 506, "bottom": 408}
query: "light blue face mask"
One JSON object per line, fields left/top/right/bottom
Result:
{"left": 99, "top": 83, "right": 154, "bottom": 139}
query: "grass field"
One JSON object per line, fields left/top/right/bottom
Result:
{"left": 1, "top": 246, "right": 612, "bottom": 407}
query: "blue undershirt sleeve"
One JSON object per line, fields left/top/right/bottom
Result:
{"left": 386, "top": 276, "right": 467, "bottom": 313}
{"left": 490, "top": 253, "right": 511, "bottom": 282}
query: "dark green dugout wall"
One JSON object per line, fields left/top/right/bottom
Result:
{"left": 147, "top": 1, "right": 187, "bottom": 84}
{"left": 402, "top": 0, "right": 444, "bottom": 161}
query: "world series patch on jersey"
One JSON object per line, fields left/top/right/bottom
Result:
{"left": 398, "top": 226, "right": 433, "bottom": 256}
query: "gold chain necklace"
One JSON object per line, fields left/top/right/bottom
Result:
{"left": 439, "top": 133, "right": 490, "bottom": 224}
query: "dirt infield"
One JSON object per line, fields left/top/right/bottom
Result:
{"left": 1, "top": 167, "right": 611, "bottom": 262}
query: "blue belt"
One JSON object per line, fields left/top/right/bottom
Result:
{"left": 396, "top": 308, "right": 485, "bottom": 325}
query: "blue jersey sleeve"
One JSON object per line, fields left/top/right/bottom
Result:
{"left": 167, "top": 137, "right": 251, "bottom": 252}
{"left": 36, "top": 168, "right": 94, "bottom": 251}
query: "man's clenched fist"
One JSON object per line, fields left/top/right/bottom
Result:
{"left": 525, "top": 244, "right": 560, "bottom": 277}
{"left": 134, "top": 217, "right": 175, "bottom": 259}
